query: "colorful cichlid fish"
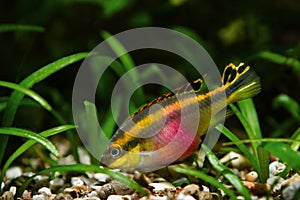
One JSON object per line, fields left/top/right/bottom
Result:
{"left": 100, "top": 63, "right": 261, "bottom": 172}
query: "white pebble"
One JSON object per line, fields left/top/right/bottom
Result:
{"left": 82, "top": 196, "right": 100, "bottom": 200}
{"left": 78, "top": 147, "right": 91, "bottom": 165}
{"left": 35, "top": 175, "right": 49, "bottom": 181}
{"left": 87, "top": 191, "right": 98, "bottom": 197}
{"left": 148, "top": 195, "right": 168, "bottom": 200}
{"left": 269, "top": 161, "right": 286, "bottom": 176}
{"left": 94, "top": 173, "right": 110, "bottom": 183}
{"left": 176, "top": 193, "right": 196, "bottom": 200}
{"left": 220, "top": 151, "right": 250, "bottom": 169}
{"left": 282, "top": 182, "right": 300, "bottom": 200}
{"left": 149, "top": 182, "right": 175, "bottom": 193}
{"left": 71, "top": 177, "right": 84, "bottom": 186}
{"left": 9, "top": 186, "right": 16, "bottom": 196}
{"left": 91, "top": 185, "right": 102, "bottom": 192}
{"left": 5, "top": 166, "right": 22, "bottom": 179}
{"left": 1, "top": 182, "right": 4, "bottom": 190}
{"left": 32, "top": 194, "right": 46, "bottom": 200}
{"left": 202, "top": 185, "right": 210, "bottom": 192}
{"left": 49, "top": 177, "right": 64, "bottom": 191}
{"left": 38, "top": 187, "right": 52, "bottom": 195}
{"left": 267, "top": 176, "right": 284, "bottom": 193}
{"left": 107, "top": 195, "right": 131, "bottom": 200}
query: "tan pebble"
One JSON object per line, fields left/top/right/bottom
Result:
{"left": 242, "top": 181, "right": 256, "bottom": 189}
{"left": 1, "top": 191, "right": 14, "bottom": 200}
{"left": 102, "top": 183, "right": 115, "bottom": 196}
{"left": 177, "top": 184, "right": 212, "bottom": 200}
{"left": 245, "top": 171, "right": 258, "bottom": 182}
{"left": 282, "top": 174, "right": 300, "bottom": 187}
{"left": 21, "top": 190, "right": 32, "bottom": 200}
{"left": 242, "top": 181, "right": 271, "bottom": 196}
{"left": 181, "top": 184, "right": 200, "bottom": 195}
{"left": 111, "top": 180, "right": 135, "bottom": 195}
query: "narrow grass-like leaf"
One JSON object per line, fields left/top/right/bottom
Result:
{"left": 223, "top": 138, "right": 300, "bottom": 146}
{"left": 0, "top": 52, "right": 88, "bottom": 165}
{"left": 257, "top": 146, "right": 269, "bottom": 183}
{"left": 101, "top": 31, "right": 145, "bottom": 103}
{"left": 0, "top": 125, "right": 75, "bottom": 182}
{"left": 229, "top": 104, "right": 255, "bottom": 140}
{"left": 171, "top": 165, "right": 237, "bottom": 200}
{"left": 291, "top": 127, "right": 300, "bottom": 151}
{"left": 230, "top": 102, "right": 262, "bottom": 179}
{"left": 17, "top": 164, "right": 147, "bottom": 197}
{"left": 0, "top": 127, "right": 59, "bottom": 157}
{"left": 257, "top": 51, "right": 300, "bottom": 74}
{"left": 202, "top": 145, "right": 251, "bottom": 199}
{"left": 237, "top": 99, "right": 262, "bottom": 138}
{"left": 216, "top": 124, "right": 259, "bottom": 172}
{"left": 0, "top": 24, "right": 44, "bottom": 33}
{"left": 0, "top": 80, "right": 52, "bottom": 111}
{"left": 84, "top": 101, "right": 102, "bottom": 152}
{"left": 102, "top": 95, "right": 122, "bottom": 139}
{"left": 273, "top": 94, "right": 300, "bottom": 120}
{"left": 263, "top": 142, "right": 300, "bottom": 172}
{"left": 0, "top": 97, "right": 42, "bottom": 112}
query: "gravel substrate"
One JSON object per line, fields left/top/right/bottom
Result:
{"left": 1, "top": 148, "right": 299, "bottom": 199}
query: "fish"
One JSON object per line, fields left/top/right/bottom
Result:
{"left": 100, "top": 63, "right": 261, "bottom": 172}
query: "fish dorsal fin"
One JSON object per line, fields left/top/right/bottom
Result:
{"left": 222, "top": 63, "right": 250, "bottom": 86}
{"left": 131, "top": 78, "right": 205, "bottom": 118}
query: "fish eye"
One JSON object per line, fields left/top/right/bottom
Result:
{"left": 110, "top": 146, "right": 122, "bottom": 158}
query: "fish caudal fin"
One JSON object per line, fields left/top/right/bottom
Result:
{"left": 222, "top": 63, "right": 261, "bottom": 104}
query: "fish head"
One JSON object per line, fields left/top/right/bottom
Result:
{"left": 100, "top": 139, "right": 142, "bottom": 170}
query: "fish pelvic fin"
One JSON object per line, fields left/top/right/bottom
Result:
{"left": 222, "top": 63, "right": 261, "bottom": 104}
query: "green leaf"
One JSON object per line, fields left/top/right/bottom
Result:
{"left": 273, "top": 94, "right": 300, "bottom": 120}
{"left": 237, "top": 99, "right": 262, "bottom": 138}
{"left": 263, "top": 142, "right": 300, "bottom": 171}
{"left": 0, "top": 52, "right": 88, "bottom": 165}
{"left": 171, "top": 165, "right": 238, "bottom": 200}
{"left": 202, "top": 145, "right": 251, "bottom": 199}
{"left": 17, "top": 164, "right": 147, "bottom": 197}
{"left": 0, "top": 80, "right": 52, "bottom": 111}
{"left": 257, "top": 146, "right": 269, "bottom": 183}
{"left": 0, "top": 24, "right": 44, "bottom": 33}
{"left": 101, "top": 31, "right": 145, "bottom": 104}
{"left": 291, "top": 127, "right": 300, "bottom": 151}
{"left": 257, "top": 51, "right": 300, "bottom": 74}
{"left": 0, "top": 127, "right": 59, "bottom": 157}
{"left": 0, "top": 125, "right": 75, "bottom": 183}
{"left": 216, "top": 124, "right": 259, "bottom": 172}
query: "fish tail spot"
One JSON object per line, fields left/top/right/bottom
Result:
{"left": 223, "top": 63, "right": 261, "bottom": 103}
